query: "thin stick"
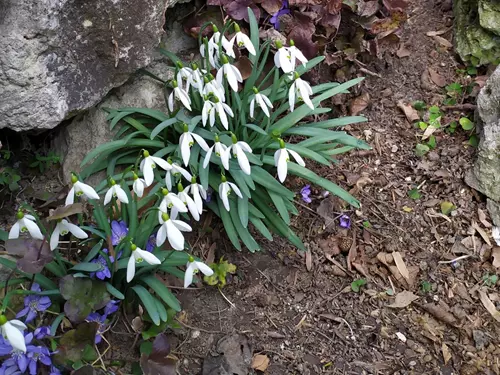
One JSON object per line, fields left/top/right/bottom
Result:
{"left": 438, "top": 254, "right": 474, "bottom": 264}
{"left": 174, "top": 318, "right": 221, "bottom": 334}
{"left": 218, "top": 287, "right": 236, "bottom": 309}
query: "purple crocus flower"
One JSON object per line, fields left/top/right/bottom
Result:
{"left": 0, "top": 358, "right": 22, "bottom": 375}
{"left": 300, "top": 185, "right": 312, "bottom": 203}
{"left": 270, "top": 0, "right": 291, "bottom": 30}
{"left": 50, "top": 366, "right": 62, "bottom": 375}
{"left": 104, "top": 300, "right": 120, "bottom": 316}
{"left": 146, "top": 234, "right": 157, "bottom": 253}
{"left": 90, "top": 249, "right": 114, "bottom": 280}
{"left": 85, "top": 312, "right": 107, "bottom": 344}
{"left": 339, "top": 214, "right": 351, "bottom": 229}
{"left": 16, "top": 284, "right": 51, "bottom": 323}
{"left": 0, "top": 333, "right": 33, "bottom": 373}
{"left": 111, "top": 220, "right": 129, "bottom": 246}
{"left": 26, "top": 345, "right": 52, "bottom": 375}
{"left": 34, "top": 326, "right": 51, "bottom": 340}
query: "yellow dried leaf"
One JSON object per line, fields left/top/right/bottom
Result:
{"left": 472, "top": 221, "right": 491, "bottom": 246}
{"left": 402, "top": 206, "right": 413, "bottom": 212}
{"left": 442, "top": 342, "right": 452, "bottom": 364}
{"left": 392, "top": 251, "right": 410, "bottom": 281}
{"left": 388, "top": 290, "right": 419, "bottom": 308}
{"left": 252, "top": 354, "right": 270, "bottom": 371}
{"left": 479, "top": 289, "right": 500, "bottom": 323}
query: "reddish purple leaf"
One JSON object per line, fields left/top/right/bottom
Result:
{"left": 358, "top": 0, "right": 380, "bottom": 17}
{"left": 225, "top": 0, "right": 261, "bottom": 22}
{"left": 261, "top": 0, "right": 282, "bottom": 14}
{"left": 288, "top": 13, "right": 318, "bottom": 59}
{"left": 383, "top": 0, "right": 409, "bottom": 12}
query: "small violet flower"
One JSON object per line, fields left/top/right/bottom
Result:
{"left": 339, "top": 214, "right": 351, "bottom": 229}
{"left": 26, "top": 345, "right": 52, "bottom": 374}
{"left": 85, "top": 313, "right": 107, "bottom": 344}
{"left": 34, "top": 326, "right": 51, "bottom": 340}
{"left": 146, "top": 234, "right": 157, "bottom": 253}
{"left": 16, "top": 284, "right": 51, "bottom": 324}
{"left": 104, "top": 300, "right": 120, "bottom": 316}
{"left": 90, "top": 249, "right": 114, "bottom": 280}
{"left": 301, "top": 185, "right": 312, "bottom": 204}
{"left": 111, "top": 220, "right": 129, "bottom": 246}
{"left": 270, "top": 0, "right": 290, "bottom": 30}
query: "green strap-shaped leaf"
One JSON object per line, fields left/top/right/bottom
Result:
{"left": 244, "top": 123, "right": 268, "bottom": 136}
{"left": 155, "top": 298, "right": 168, "bottom": 322}
{"left": 229, "top": 200, "right": 260, "bottom": 252}
{"left": 217, "top": 197, "right": 241, "bottom": 251}
{"left": 268, "top": 191, "right": 290, "bottom": 225}
{"left": 150, "top": 118, "right": 178, "bottom": 140}
{"left": 70, "top": 262, "right": 103, "bottom": 273}
{"left": 230, "top": 170, "right": 252, "bottom": 198}
{"left": 249, "top": 217, "right": 273, "bottom": 241}
{"left": 131, "top": 285, "right": 161, "bottom": 325}
{"left": 106, "top": 282, "right": 125, "bottom": 300}
{"left": 237, "top": 196, "right": 249, "bottom": 228}
{"left": 306, "top": 116, "right": 367, "bottom": 129}
{"left": 141, "top": 275, "right": 181, "bottom": 312}
{"left": 247, "top": 8, "right": 260, "bottom": 65}
{"left": 117, "top": 108, "right": 169, "bottom": 122}
{"left": 251, "top": 166, "right": 295, "bottom": 200}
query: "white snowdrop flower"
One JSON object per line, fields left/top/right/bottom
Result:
{"left": 216, "top": 55, "right": 243, "bottom": 92}
{"left": 157, "top": 211, "right": 192, "bottom": 251}
{"left": 288, "top": 39, "right": 308, "bottom": 69}
{"left": 165, "top": 159, "right": 192, "bottom": 191}
{"left": 104, "top": 179, "right": 129, "bottom": 205}
{"left": 202, "top": 75, "right": 225, "bottom": 102}
{"left": 274, "top": 40, "right": 293, "bottom": 73}
{"left": 132, "top": 173, "right": 147, "bottom": 198}
{"left": 179, "top": 124, "right": 210, "bottom": 166}
{"left": 203, "top": 97, "right": 234, "bottom": 129}
{"left": 221, "top": 133, "right": 253, "bottom": 175}
{"left": 493, "top": 227, "right": 500, "bottom": 246}
{"left": 185, "top": 176, "right": 207, "bottom": 215}
{"left": 184, "top": 256, "right": 214, "bottom": 288}
{"left": 203, "top": 134, "right": 228, "bottom": 168}
{"left": 140, "top": 150, "right": 171, "bottom": 187}
{"left": 249, "top": 87, "right": 273, "bottom": 118}
{"left": 200, "top": 37, "right": 218, "bottom": 68}
{"left": 218, "top": 175, "right": 243, "bottom": 211}
{"left": 126, "top": 244, "right": 161, "bottom": 283}
{"left": 65, "top": 174, "right": 100, "bottom": 206}
{"left": 159, "top": 188, "right": 188, "bottom": 214}
{"left": 188, "top": 63, "right": 206, "bottom": 92}
{"left": 9, "top": 211, "right": 43, "bottom": 240}
{"left": 0, "top": 315, "right": 27, "bottom": 353}
{"left": 229, "top": 24, "right": 256, "bottom": 55}
{"left": 209, "top": 25, "right": 234, "bottom": 58}
{"left": 289, "top": 72, "right": 314, "bottom": 111}
{"left": 50, "top": 219, "right": 88, "bottom": 251}
{"left": 176, "top": 61, "right": 194, "bottom": 91}
{"left": 274, "top": 139, "right": 306, "bottom": 183}
{"left": 168, "top": 80, "right": 192, "bottom": 112}
{"left": 173, "top": 183, "right": 200, "bottom": 221}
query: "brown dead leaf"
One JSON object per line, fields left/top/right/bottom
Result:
{"left": 418, "top": 301, "right": 457, "bottom": 326}
{"left": 397, "top": 100, "right": 419, "bottom": 122}
{"left": 319, "top": 236, "right": 341, "bottom": 256}
{"left": 426, "top": 28, "right": 450, "bottom": 36}
{"left": 442, "top": 343, "right": 452, "bottom": 364}
{"left": 252, "top": 354, "right": 270, "bottom": 371}
{"left": 432, "top": 35, "right": 452, "bottom": 48}
{"left": 478, "top": 208, "right": 492, "bottom": 228}
{"left": 205, "top": 243, "right": 216, "bottom": 265}
{"left": 234, "top": 56, "right": 253, "bottom": 81}
{"left": 305, "top": 249, "right": 312, "bottom": 272}
{"left": 396, "top": 44, "right": 411, "bottom": 58}
{"left": 359, "top": 0, "right": 380, "bottom": 17}
{"left": 492, "top": 248, "right": 500, "bottom": 268}
{"left": 347, "top": 229, "right": 357, "bottom": 272}
{"left": 376, "top": 252, "right": 394, "bottom": 267}
{"left": 388, "top": 290, "right": 419, "bottom": 308}
{"left": 479, "top": 289, "right": 500, "bottom": 323}
{"left": 392, "top": 252, "right": 410, "bottom": 281}
{"left": 350, "top": 93, "right": 370, "bottom": 115}
{"left": 471, "top": 221, "right": 491, "bottom": 246}
{"left": 355, "top": 175, "right": 373, "bottom": 190}
{"left": 428, "top": 68, "right": 446, "bottom": 87}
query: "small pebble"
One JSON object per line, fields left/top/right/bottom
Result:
{"left": 396, "top": 332, "right": 407, "bottom": 342}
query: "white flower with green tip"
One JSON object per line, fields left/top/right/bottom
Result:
{"left": 9, "top": 211, "right": 43, "bottom": 240}
{"left": 185, "top": 176, "right": 207, "bottom": 215}
{"left": 0, "top": 315, "right": 27, "bottom": 353}
{"left": 203, "top": 134, "right": 228, "bottom": 168}
{"left": 168, "top": 79, "right": 192, "bottom": 112}
{"left": 216, "top": 54, "right": 243, "bottom": 92}
{"left": 250, "top": 87, "right": 273, "bottom": 118}
{"left": 229, "top": 24, "right": 256, "bottom": 55}
{"left": 202, "top": 75, "right": 225, "bottom": 102}
{"left": 221, "top": 133, "right": 253, "bottom": 175}
{"left": 288, "top": 39, "right": 308, "bottom": 69}
{"left": 140, "top": 150, "right": 171, "bottom": 187}
{"left": 126, "top": 244, "right": 161, "bottom": 282}
{"left": 274, "top": 139, "right": 306, "bottom": 183}
{"left": 289, "top": 71, "right": 314, "bottom": 111}
{"left": 176, "top": 61, "right": 193, "bottom": 91}
{"left": 208, "top": 25, "right": 234, "bottom": 58}
{"left": 159, "top": 188, "right": 188, "bottom": 214}
{"left": 165, "top": 159, "right": 192, "bottom": 191}
{"left": 104, "top": 179, "right": 129, "bottom": 205}
{"left": 50, "top": 219, "right": 88, "bottom": 251}
{"left": 65, "top": 174, "right": 100, "bottom": 206}
{"left": 184, "top": 256, "right": 214, "bottom": 288}
{"left": 157, "top": 211, "right": 192, "bottom": 250}
{"left": 132, "top": 173, "right": 147, "bottom": 198}
{"left": 173, "top": 183, "right": 200, "bottom": 221}
{"left": 218, "top": 175, "right": 243, "bottom": 211}
{"left": 179, "top": 124, "right": 210, "bottom": 166}
{"left": 202, "top": 97, "right": 234, "bottom": 129}
{"left": 274, "top": 40, "right": 293, "bottom": 73}
{"left": 188, "top": 63, "right": 206, "bottom": 91}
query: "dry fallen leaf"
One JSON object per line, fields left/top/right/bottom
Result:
{"left": 479, "top": 289, "right": 500, "bottom": 323}
{"left": 492, "top": 247, "right": 500, "bottom": 268}
{"left": 471, "top": 221, "right": 491, "bottom": 246}
{"left": 396, "top": 45, "right": 411, "bottom": 58}
{"left": 376, "top": 252, "right": 394, "bottom": 267}
{"left": 432, "top": 35, "right": 452, "bottom": 48}
{"left": 442, "top": 342, "right": 452, "bottom": 364}
{"left": 388, "top": 290, "right": 419, "bottom": 308}
{"left": 419, "top": 301, "right": 457, "bottom": 326}
{"left": 392, "top": 251, "right": 410, "bottom": 281}
{"left": 428, "top": 68, "right": 446, "bottom": 87}
{"left": 350, "top": 93, "right": 370, "bottom": 115}
{"left": 426, "top": 28, "right": 450, "bottom": 36}
{"left": 305, "top": 249, "right": 312, "bottom": 272}
{"left": 252, "top": 354, "right": 270, "bottom": 371}
{"left": 478, "top": 208, "right": 492, "bottom": 228}
{"left": 397, "top": 100, "right": 419, "bottom": 122}
{"left": 422, "top": 125, "right": 438, "bottom": 140}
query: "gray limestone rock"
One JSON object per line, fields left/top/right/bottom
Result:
{"left": 0, "top": 0, "right": 169, "bottom": 132}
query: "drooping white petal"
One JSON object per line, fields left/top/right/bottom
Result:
{"left": 168, "top": 91, "right": 175, "bottom": 112}
{"left": 172, "top": 219, "right": 192, "bottom": 232}
{"left": 136, "top": 248, "right": 161, "bottom": 265}
{"left": 203, "top": 146, "right": 214, "bottom": 168}
{"left": 165, "top": 171, "right": 172, "bottom": 191}
{"left": 50, "top": 224, "right": 61, "bottom": 251}
{"left": 274, "top": 148, "right": 281, "bottom": 168}
{"left": 184, "top": 262, "right": 197, "bottom": 288}
{"left": 237, "top": 141, "right": 252, "bottom": 153}
{"left": 77, "top": 181, "right": 100, "bottom": 200}
{"left": 157, "top": 224, "right": 167, "bottom": 247}
{"left": 221, "top": 147, "right": 231, "bottom": 171}
{"left": 23, "top": 218, "right": 43, "bottom": 240}
{"left": 133, "top": 179, "right": 145, "bottom": 198}
{"left": 249, "top": 97, "right": 256, "bottom": 118}
{"left": 288, "top": 149, "right": 306, "bottom": 167}
{"left": 142, "top": 158, "right": 154, "bottom": 186}
{"left": 192, "top": 133, "right": 210, "bottom": 152}
{"left": 8, "top": 320, "right": 27, "bottom": 331}
{"left": 104, "top": 188, "right": 113, "bottom": 205}
{"left": 219, "top": 183, "right": 230, "bottom": 211}
{"left": 3, "top": 322, "right": 26, "bottom": 353}
{"left": 237, "top": 32, "right": 256, "bottom": 55}
{"left": 277, "top": 148, "right": 289, "bottom": 182}
{"left": 166, "top": 220, "right": 185, "bottom": 250}
{"left": 289, "top": 81, "right": 296, "bottom": 111}
{"left": 196, "top": 261, "right": 214, "bottom": 276}
{"left": 180, "top": 133, "right": 192, "bottom": 167}
{"left": 8, "top": 222, "right": 20, "bottom": 240}
{"left": 176, "top": 87, "right": 192, "bottom": 111}
{"left": 185, "top": 195, "right": 200, "bottom": 221}
{"left": 228, "top": 182, "right": 243, "bottom": 198}
{"left": 151, "top": 157, "right": 171, "bottom": 171}
{"left": 126, "top": 255, "right": 136, "bottom": 282}
{"left": 235, "top": 145, "right": 251, "bottom": 175}
{"left": 65, "top": 187, "right": 75, "bottom": 206}
{"left": 64, "top": 221, "right": 88, "bottom": 239}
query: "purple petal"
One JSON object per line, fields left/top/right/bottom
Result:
{"left": 28, "top": 359, "right": 37, "bottom": 375}
{"left": 40, "top": 355, "right": 52, "bottom": 366}
{"left": 16, "top": 306, "right": 29, "bottom": 319}
{"left": 34, "top": 326, "right": 51, "bottom": 340}
{"left": 26, "top": 309, "right": 37, "bottom": 323}
{"left": 38, "top": 296, "right": 52, "bottom": 310}
{"left": 17, "top": 356, "right": 28, "bottom": 373}
{"left": 31, "top": 284, "right": 41, "bottom": 293}
{"left": 95, "top": 334, "right": 102, "bottom": 344}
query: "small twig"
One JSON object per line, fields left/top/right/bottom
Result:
{"left": 338, "top": 317, "right": 356, "bottom": 341}
{"left": 438, "top": 254, "right": 474, "bottom": 264}
{"left": 174, "top": 318, "right": 221, "bottom": 334}
{"left": 218, "top": 287, "right": 236, "bottom": 309}
{"left": 358, "top": 67, "right": 382, "bottom": 78}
